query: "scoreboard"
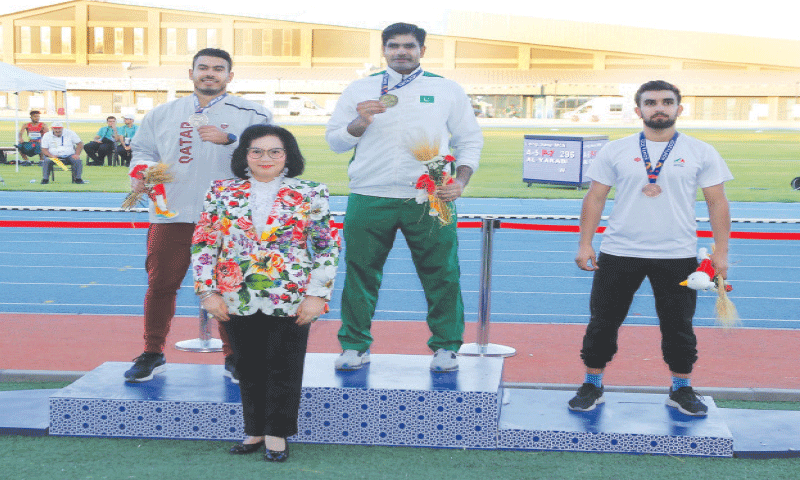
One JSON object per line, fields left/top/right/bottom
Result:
{"left": 523, "top": 135, "right": 608, "bottom": 188}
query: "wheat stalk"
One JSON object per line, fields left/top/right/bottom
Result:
{"left": 714, "top": 275, "right": 740, "bottom": 329}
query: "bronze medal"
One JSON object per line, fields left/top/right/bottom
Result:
{"left": 642, "top": 183, "right": 662, "bottom": 197}
{"left": 379, "top": 94, "right": 398, "bottom": 108}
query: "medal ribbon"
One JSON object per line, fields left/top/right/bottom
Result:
{"left": 639, "top": 131, "right": 679, "bottom": 184}
{"left": 193, "top": 93, "right": 228, "bottom": 114}
{"left": 381, "top": 69, "right": 423, "bottom": 95}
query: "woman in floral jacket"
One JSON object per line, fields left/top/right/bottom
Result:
{"left": 191, "top": 124, "right": 339, "bottom": 462}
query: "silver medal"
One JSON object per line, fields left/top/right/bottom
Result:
{"left": 188, "top": 113, "right": 209, "bottom": 127}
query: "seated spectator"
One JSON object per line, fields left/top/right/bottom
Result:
{"left": 84, "top": 116, "right": 118, "bottom": 166}
{"left": 115, "top": 114, "right": 138, "bottom": 167}
{"left": 40, "top": 121, "right": 86, "bottom": 184}
{"left": 17, "top": 110, "right": 49, "bottom": 164}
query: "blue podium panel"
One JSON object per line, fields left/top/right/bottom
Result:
{"left": 497, "top": 389, "right": 733, "bottom": 457}
{"left": 50, "top": 354, "right": 505, "bottom": 448}
{"left": 719, "top": 408, "right": 800, "bottom": 459}
{"left": 0, "top": 389, "right": 57, "bottom": 436}
{"left": 49, "top": 363, "right": 243, "bottom": 440}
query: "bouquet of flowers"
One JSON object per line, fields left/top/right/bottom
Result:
{"left": 412, "top": 141, "right": 455, "bottom": 225}
{"left": 122, "top": 163, "right": 177, "bottom": 218}
{"left": 680, "top": 247, "right": 739, "bottom": 329}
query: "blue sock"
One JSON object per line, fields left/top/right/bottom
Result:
{"left": 585, "top": 373, "right": 603, "bottom": 388}
{"left": 672, "top": 377, "right": 691, "bottom": 390}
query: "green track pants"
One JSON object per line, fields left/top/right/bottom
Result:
{"left": 338, "top": 194, "right": 465, "bottom": 353}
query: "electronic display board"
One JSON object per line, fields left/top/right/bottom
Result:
{"left": 523, "top": 135, "right": 608, "bottom": 188}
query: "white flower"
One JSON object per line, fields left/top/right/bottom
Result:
{"left": 415, "top": 189, "right": 428, "bottom": 204}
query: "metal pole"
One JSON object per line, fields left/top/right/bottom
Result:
{"left": 459, "top": 216, "right": 516, "bottom": 357}
{"left": 175, "top": 306, "right": 223, "bottom": 352}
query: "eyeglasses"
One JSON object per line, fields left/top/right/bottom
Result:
{"left": 246, "top": 147, "right": 286, "bottom": 160}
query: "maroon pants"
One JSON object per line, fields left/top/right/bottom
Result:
{"left": 143, "top": 223, "right": 231, "bottom": 356}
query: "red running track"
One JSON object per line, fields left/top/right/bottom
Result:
{"left": 3, "top": 313, "right": 799, "bottom": 390}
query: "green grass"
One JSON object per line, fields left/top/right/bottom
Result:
{"left": 3, "top": 124, "right": 799, "bottom": 202}
{"left": 2, "top": 436, "right": 799, "bottom": 480}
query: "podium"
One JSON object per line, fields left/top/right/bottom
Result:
{"left": 49, "top": 354, "right": 733, "bottom": 457}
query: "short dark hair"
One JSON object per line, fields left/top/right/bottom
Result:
{"left": 107, "top": 116, "right": 116, "bottom": 121}
{"left": 635, "top": 80, "right": 681, "bottom": 107}
{"left": 382, "top": 23, "right": 426, "bottom": 47}
{"left": 192, "top": 48, "right": 232, "bottom": 71}
{"left": 231, "top": 124, "right": 305, "bottom": 180}
{"left": 30, "top": 110, "right": 40, "bottom": 115}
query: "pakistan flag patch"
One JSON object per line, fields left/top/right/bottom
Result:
{"left": 420, "top": 95, "right": 435, "bottom": 103}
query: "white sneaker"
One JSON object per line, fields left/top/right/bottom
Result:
{"left": 334, "top": 349, "right": 370, "bottom": 371}
{"left": 430, "top": 348, "right": 458, "bottom": 372}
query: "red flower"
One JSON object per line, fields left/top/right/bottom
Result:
{"left": 415, "top": 174, "right": 436, "bottom": 193}
{"left": 292, "top": 219, "right": 307, "bottom": 241}
{"left": 278, "top": 188, "right": 303, "bottom": 206}
{"left": 444, "top": 155, "right": 455, "bottom": 163}
{"left": 330, "top": 223, "right": 342, "bottom": 248}
{"left": 129, "top": 164, "right": 148, "bottom": 179}
{"left": 215, "top": 259, "right": 243, "bottom": 293}
{"left": 236, "top": 216, "right": 253, "bottom": 231}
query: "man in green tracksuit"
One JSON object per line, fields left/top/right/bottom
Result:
{"left": 325, "top": 22, "right": 483, "bottom": 372}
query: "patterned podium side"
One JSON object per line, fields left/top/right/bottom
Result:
{"left": 49, "top": 354, "right": 505, "bottom": 449}
{"left": 497, "top": 389, "right": 733, "bottom": 457}
{"left": 48, "top": 355, "right": 734, "bottom": 457}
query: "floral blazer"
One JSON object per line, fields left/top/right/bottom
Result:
{"left": 191, "top": 177, "right": 340, "bottom": 317}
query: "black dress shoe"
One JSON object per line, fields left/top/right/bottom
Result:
{"left": 229, "top": 439, "right": 264, "bottom": 455}
{"left": 264, "top": 442, "right": 289, "bottom": 462}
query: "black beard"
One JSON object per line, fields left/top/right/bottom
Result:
{"left": 196, "top": 86, "right": 223, "bottom": 96}
{"left": 643, "top": 116, "right": 676, "bottom": 130}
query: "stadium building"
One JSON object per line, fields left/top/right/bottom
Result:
{"left": 1, "top": 0, "right": 799, "bottom": 123}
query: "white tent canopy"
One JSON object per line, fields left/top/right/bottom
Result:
{"left": 0, "top": 61, "right": 67, "bottom": 92}
{"left": 0, "top": 62, "right": 68, "bottom": 171}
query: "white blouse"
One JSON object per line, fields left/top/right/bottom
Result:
{"left": 249, "top": 174, "right": 284, "bottom": 238}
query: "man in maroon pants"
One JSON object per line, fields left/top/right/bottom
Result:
{"left": 124, "top": 48, "right": 272, "bottom": 382}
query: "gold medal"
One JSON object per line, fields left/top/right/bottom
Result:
{"left": 379, "top": 94, "right": 398, "bottom": 108}
{"left": 642, "top": 183, "right": 662, "bottom": 197}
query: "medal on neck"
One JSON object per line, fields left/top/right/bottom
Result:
{"left": 639, "top": 131, "right": 679, "bottom": 198}
{"left": 190, "top": 93, "right": 227, "bottom": 127}
{"left": 188, "top": 113, "right": 209, "bottom": 127}
{"left": 379, "top": 69, "right": 422, "bottom": 108}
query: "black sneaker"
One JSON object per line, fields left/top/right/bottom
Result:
{"left": 124, "top": 352, "right": 166, "bottom": 382}
{"left": 40, "top": 179, "right": 48, "bottom": 184}
{"left": 666, "top": 386, "right": 708, "bottom": 416}
{"left": 224, "top": 355, "right": 240, "bottom": 384}
{"left": 568, "top": 383, "right": 605, "bottom": 411}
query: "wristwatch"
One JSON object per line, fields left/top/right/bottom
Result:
{"left": 225, "top": 133, "right": 237, "bottom": 145}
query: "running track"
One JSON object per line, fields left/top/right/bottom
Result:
{"left": 1, "top": 192, "right": 799, "bottom": 389}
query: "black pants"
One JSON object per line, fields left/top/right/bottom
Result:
{"left": 223, "top": 312, "right": 309, "bottom": 438}
{"left": 116, "top": 145, "right": 132, "bottom": 167}
{"left": 85, "top": 140, "right": 114, "bottom": 165}
{"left": 580, "top": 253, "right": 699, "bottom": 374}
